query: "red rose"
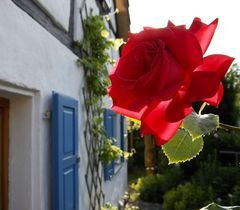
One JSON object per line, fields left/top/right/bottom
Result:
{"left": 108, "top": 18, "right": 234, "bottom": 145}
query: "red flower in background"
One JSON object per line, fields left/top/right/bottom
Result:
{"left": 108, "top": 18, "right": 234, "bottom": 145}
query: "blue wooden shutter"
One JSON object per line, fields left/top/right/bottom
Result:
{"left": 120, "top": 116, "right": 125, "bottom": 162}
{"left": 103, "top": 109, "right": 115, "bottom": 180}
{"left": 52, "top": 92, "right": 79, "bottom": 210}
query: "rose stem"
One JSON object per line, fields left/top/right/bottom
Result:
{"left": 219, "top": 123, "right": 240, "bottom": 132}
{"left": 198, "top": 102, "right": 208, "bottom": 115}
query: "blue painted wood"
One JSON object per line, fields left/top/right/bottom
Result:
{"left": 104, "top": 109, "right": 114, "bottom": 137}
{"left": 103, "top": 109, "right": 115, "bottom": 180}
{"left": 52, "top": 92, "right": 79, "bottom": 210}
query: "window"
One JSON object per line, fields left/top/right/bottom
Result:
{"left": 0, "top": 98, "right": 9, "bottom": 210}
{"left": 103, "top": 109, "right": 125, "bottom": 180}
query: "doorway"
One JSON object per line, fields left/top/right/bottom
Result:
{"left": 0, "top": 97, "right": 9, "bottom": 210}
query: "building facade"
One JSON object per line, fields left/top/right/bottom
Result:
{"left": 0, "top": 0, "right": 130, "bottom": 209}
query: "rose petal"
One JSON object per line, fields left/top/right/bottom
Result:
{"left": 166, "top": 91, "right": 193, "bottom": 122}
{"left": 113, "top": 46, "right": 151, "bottom": 81}
{"left": 167, "top": 20, "right": 186, "bottom": 29}
{"left": 189, "top": 18, "right": 218, "bottom": 54}
{"left": 199, "top": 55, "right": 235, "bottom": 79}
{"left": 128, "top": 31, "right": 136, "bottom": 39}
{"left": 122, "top": 27, "right": 203, "bottom": 71}
{"left": 112, "top": 104, "right": 148, "bottom": 120}
{"left": 162, "top": 27, "right": 203, "bottom": 71}
{"left": 186, "top": 55, "right": 234, "bottom": 102}
{"left": 109, "top": 64, "right": 136, "bottom": 98}
{"left": 140, "top": 100, "right": 183, "bottom": 145}
{"left": 110, "top": 40, "right": 185, "bottom": 104}
{"left": 189, "top": 17, "right": 205, "bottom": 33}
{"left": 167, "top": 20, "right": 175, "bottom": 27}
{"left": 108, "top": 84, "right": 150, "bottom": 119}
{"left": 187, "top": 71, "right": 220, "bottom": 101}
{"left": 203, "top": 83, "right": 224, "bottom": 106}
{"left": 135, "top": 42, "right": 184, "bottom": 101}
{"left": 143, "top": 26, "right": 155, "bottom": 30}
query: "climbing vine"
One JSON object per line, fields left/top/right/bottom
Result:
{"left": 75, "top": 14, "right": 126, "bottom": 164}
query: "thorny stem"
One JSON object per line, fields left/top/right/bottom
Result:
{"left": 219, "top": 123, "right": 240, "bottom": 132}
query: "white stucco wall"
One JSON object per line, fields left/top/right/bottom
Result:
{"left": 104, "top": 165, "right": 128, "bottom": 205}
{"left": 0, "top": 1, "right": 84, "bottom": 209}
{"left": 0, "top": 0, "right": 128, "bottom": 209}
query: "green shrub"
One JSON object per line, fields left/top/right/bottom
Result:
{"left": 193, "top": 160, "right": 240, "bottom": 205}
{"left": 163, "top": 183, "right": 213, "bottom": 210}
{"left": 139, "top": 174, "right": 165, "bottom": 203}
{"left": 138, "top": 167, "right": 183, "bottom": 203}
{"left": 213, "top": 167, "right": 240, "bottom": 202}
{"left": 160, "top": 167, "right": 184, "bottom": 191}
{"left": 232, "top": 184, "right": 240, "bottom": 205}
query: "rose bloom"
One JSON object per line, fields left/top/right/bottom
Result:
{"left": 108, "top": 18, "right": 234, "bottom": 145}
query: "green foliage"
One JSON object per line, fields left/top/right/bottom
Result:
{"left": 127, "top": 117, "right": 141, "bottom": 131}
{"left": 192, "top": 130, "right": 240, "bottom": 168}
{"left": 192, "top": 160, "right": 240, "bottom": 205}
{"left": 163, "top": 183, "right": 213, "bottom": 210}
{"left": 182, "top": 112, "right": 219, "bottom": 140}
{"left": 101, "top": 203, "right": 117, "bottom": 210}
{"left": 98, "top": 138, "right": 123, "bottom": 164}
{"left": 75, "top": 15, "right": 124, "bottom": 163}
{"left": 162, "top": 128, "right": 204, "bottom": 164}
{"left": 158, "top": 65, "right": 239, "bottom": 165}
{"left": 204, "top": 64, "right": 240, "bottom": 125}
{"left": 98, "top": 138, "right": 134, "bottom": 164}
{"left": 139, "top": 175, "right": 165, "bottom": 203}
{"left": 76, "top": 15, "right": 114, "bottom": 100}
{"left": 127, "top": 127, "right": 145, "bottom": 173}
{"left": 232, "top": 185, "right": 240, "bottom": 205}
{"left": 214, "top": 130, "right": 240, "bottom": 151}
{"left": 220, "top": 64, "right": 240, "bottom": 125}
{"left": 131, "top": 167, "right": 183, "bottom": 203}
{"left": 162, "top": 112, "right": 220, "bottom": 164}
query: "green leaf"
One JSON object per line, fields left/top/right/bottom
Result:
{"left": 182, "top": 112, "right": 219, "bottom": 140}
{"left": 162, "top": 129, "right": 204, "bottom": 164}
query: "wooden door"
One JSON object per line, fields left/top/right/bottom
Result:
{"left": 0, "top": 98, "right": 9, "bottom": 210}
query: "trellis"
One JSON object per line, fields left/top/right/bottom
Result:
{"left": 79, "top": 3, "right": 105, "bottom": 210}
{"left": 82, "top": 87, "right": 105, "bottom": 210}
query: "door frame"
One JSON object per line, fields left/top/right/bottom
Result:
{"left": 0, "top": 97, "right": 9, "bottom": 210}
